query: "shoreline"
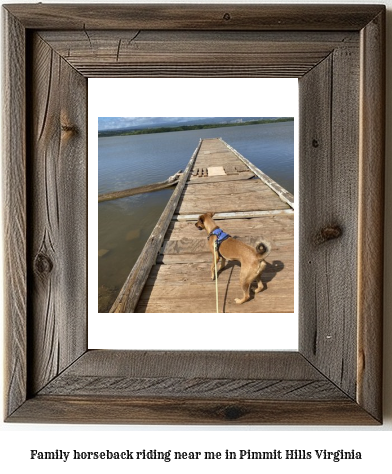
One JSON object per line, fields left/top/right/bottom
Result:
{"left": 98, "top": 117, "right": 294, "bottom": 138}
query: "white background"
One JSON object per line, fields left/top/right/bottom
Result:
{"left": 1, "top": 1, "right": 391, "bottom": 473}
{"left": 89, "top": 77, "right": 299, "bottom": 351}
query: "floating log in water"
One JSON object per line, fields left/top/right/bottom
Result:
{"left": 98, "top": 171, "right": 182, "bottom": 202}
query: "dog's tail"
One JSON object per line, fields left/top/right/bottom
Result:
{"left": 255, "top": 239, "right": 271, "bottom": 259}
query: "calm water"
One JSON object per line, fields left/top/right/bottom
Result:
{"left": 98, "top": 122, "right": 294, "bottom": 311}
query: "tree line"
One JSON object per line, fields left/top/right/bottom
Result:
{"left": 98, "top": 117, "right": 294, "bottom": 138}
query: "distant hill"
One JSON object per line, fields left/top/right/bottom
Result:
{"left": 98, "top": 117, "right": 294, "bottom": 138}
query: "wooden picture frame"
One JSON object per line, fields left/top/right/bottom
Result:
{"left": 3, "top": 4, "right": 384, "bottom": 424}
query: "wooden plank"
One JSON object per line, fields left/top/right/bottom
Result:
{"left": 34, "top": 26, "right": 361, "bottom": 79}
{"left": 159, "top": 239, "right": 293, "bottom": 257}
{"left": 176, "top": 191, "right": 289, "bottom": 214}
{"left": 10, "top": 396, "right": 376, "bottom": 425}
{"left": 3, "top": 9, "right": 27, "bottom": 419}
{"left": 299, "top": 47, "right": 359, "bottom": 399}
{"left": 53, "top": 350, "right": 318, "bottom": 380}
{"left": 67, "top": 67, "right": 317, "bottom": 79}
{"left": 38, "top": 377, "right": 340, "bottom": 400}
{"left": 157, "top": 253, "right": 293, "bottom": 265}
{"left": 357, "top": 10, "right": 385, "bottom": 423}
{"left": 148, "top": 260, "right": 294, "bottom": 277}
{"left": 25, "top": 351, "right": 361, "bottom": 423}
{"left": 184, "top": 180, "right": 270, "bottom": 195}
{"left": 110, "top": 140, "right": 202, "bottom": 313}
{"left": 59, "top": 53, "right": 334, "bottom": 66}
{"left": 143, "top": 271, "right": 294, "bottom": 291}
{"left": 140, "top": 243, "right": 294, "bottom": 313}
{"left": 189, "top": 171, "right": 255, "bottom": 183}
{"left": 165, "top": 234, "right": 294, "bottom": 250}
{"left": 138, "top": 299, "right": 294, "bottom": 314}
{"left": 39, "top": 30, "right": 358, "bottom": 60}
{"left": 12, "top": 345, "right": 376, "bottom": 425}
{"left": 157, "top": 247, "right": 293, "bottom": 260}
{"left": 178, "top": 144, "right": 291, "bottom": 215}
{"left": 6, "top": 4, "right": 382, "bottom": 31}
{"left": 222, "top": 138, "right": 294, "bottom": 208}
{"left": 161, "top": 214, "right": 294, "bottom": 255}
{"left": 173, "top": 209, "right": 293, "bottom": 221}
{"left": 38, "top": 351, "right": 338, "bottom": 399}
{"left": 28, "top": 34, "right": 88, "bottom": 395}
{"left": 168, "top": 213, "right": 294, "bottom": 234}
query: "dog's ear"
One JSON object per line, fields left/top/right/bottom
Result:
{"left": 208, "top": 212, "right": 215, "bottom": 217}
{"left": 198, "top": 214, "right": 205, "bottom": 222}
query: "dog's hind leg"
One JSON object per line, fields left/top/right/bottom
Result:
{"left": 235, "top": 271, "right": 252, "bottom": 304}
{"left": 254, "top": 261, "right": 267, "bottom": 294}
{"left": 220, "top": 257, "right": 226, "bottom": 272}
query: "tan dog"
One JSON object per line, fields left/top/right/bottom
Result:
{"left": 195, "top": 212, "right": 271, "bottom": 304}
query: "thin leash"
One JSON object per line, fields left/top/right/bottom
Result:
{"left": 208, "top": 227, "right": 230, "bottom": 314}
{"left": 213, "top": 241, "right": 219, "bottom": 313}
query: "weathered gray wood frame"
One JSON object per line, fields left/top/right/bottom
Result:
{"left": 3, "top": 4, "right": 384, "bottom": 424}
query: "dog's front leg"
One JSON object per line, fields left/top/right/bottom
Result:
{"left": 211, "top": 252, "right": 220, "bottom": 280}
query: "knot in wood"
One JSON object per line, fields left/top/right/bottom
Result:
{"left": 34, "top": 252, "right": 53, "bottom": 274}
{"left": 223, "top": 12, "right": 231, "bottom": 21}
{"left": 315, "top": 225, "right": 342, "bottom": 244}
{"left": 223, "top": 405, "right": 244, "bottom": 420}
{"left": 312, "top": 139, "right": 319, "bottom": 148}
{"left": 61, "top": 124, "right": 77, "bottom": 134}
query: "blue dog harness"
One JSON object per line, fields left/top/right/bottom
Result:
{"left": 208, "top": 228, "right": 230, "bottom": 258}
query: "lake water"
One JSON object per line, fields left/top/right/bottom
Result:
{"left": 98, "top": 121, "right": 294, "bottom": 312}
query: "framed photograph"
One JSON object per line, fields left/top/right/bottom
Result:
{"left": 91, "top": 78, "right": 297, "bottom": 351}
{"left": 3, "top": 4, "right": 384, "bottom": 424}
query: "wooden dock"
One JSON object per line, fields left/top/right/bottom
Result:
{"left": 110, "top": 138, "right": 294, "bottom": 313}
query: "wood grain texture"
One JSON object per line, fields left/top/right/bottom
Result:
{"left": 9, "top": 352, "right": 379, "bottom": 425}
{"left": 2, "top": 9, "right": 27, "bottom": 419}
{"left": 299, "top": 43, "right": 360, "bottom": 400}
{"left": 28, "top": 34, "right": 87, "bottom": 395}
{"left": 148, "top": 214, "right": 294, "bottom": 313}
{"left": 357, "top": 10, "right": 385, "bottom": 422}
{"left": 38, "top": 30, "right": 358, "bottom": 78}
{"left": 39, "top": 377, "right": 344, "bottom": 400}
{"left": 53, "top": 350, "right": 321, "bottom": 379}
{"left": 4, "top": 4, "right": 384, "bottom": 30}
{"left": 10, "top": 396, "right": 378, "bottom": 425}
{"left": 174, "top": 210, "right": 294, "bottom": 221}
{"left": 2, "top": 4, "right": 384, "bottom": 424}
